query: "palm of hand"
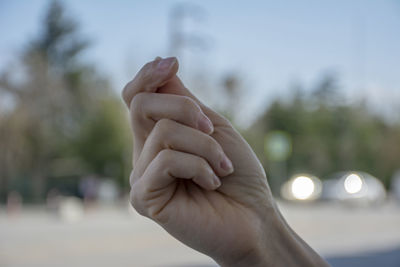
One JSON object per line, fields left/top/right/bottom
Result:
{"left": 151, "top": 77, "right": 274, "bottom": 262}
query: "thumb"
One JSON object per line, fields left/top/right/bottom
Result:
{"left": 122, "top": 57, "right": 178, "bottom": 107}
{"left": 157, "top": 75, "right": 205, "bottom": 108}
{"left": 157, "top": 75, "right": 228, "bottom": 125}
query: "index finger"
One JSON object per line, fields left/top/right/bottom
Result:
{"left": 122, "top": 57, "right": 178, "bottom": 107}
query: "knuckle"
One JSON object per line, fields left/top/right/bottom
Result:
{"left": 179, "top": 96, "right": 201, "bottom": 121}
{"left": 156, "top": 149, "right": 174, "bottom": 169}
{"left": 180, "top": 96, "right": 196, "bottom": 110}
{"left": 122, "top": 81, "right": 133, "bottom": 104}
{"left": 143, "top": 61, "right": 153, "bottom": 72}
{"left": 145, "top": 120, "right": 172, "bottom": 150}
{"left": 121, "top": 61, "right": 154, "bottom": 105}
{"left": 153, "top": 118, "right": 173, "bottom": 136}
{"left": 129, "top": 186, "right": 146, "bottom": 216}
{"left": 129, "top": 92, "right": 147, "bottom": 117}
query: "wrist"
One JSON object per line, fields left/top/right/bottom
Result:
{"left": 216, "top": 244, "right": 267, "bottom": 267}
{"left": 217, "top": 205, "right": 329, "bottom": 267}
{"left": 215, "top": 206, "right": 280, "bottom": 267}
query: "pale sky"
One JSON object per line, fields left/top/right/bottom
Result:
{"left": 1, "top": 0, "right": 399, "bottom": 126}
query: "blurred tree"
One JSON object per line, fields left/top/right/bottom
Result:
{"left": 221, "top": 73, "right": 241, "bottom": 122}
{"left": 0, "top": 1, "right": 130, "bottom": 202}
{"left": 247, "top": 75, "right": 400, "bottom": 193}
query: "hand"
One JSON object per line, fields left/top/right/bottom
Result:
{"left": 122, "top": 57, "right": 329, "bottom": 267}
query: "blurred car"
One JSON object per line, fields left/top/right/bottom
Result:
{"left": 321, "top": 171, "right": 386, "bottom": 205}
{"left": 281, "top": 174, "right": 322, "bottom": 201}
{"left": 391, "top": 170, "right": 400, "bottom": 202}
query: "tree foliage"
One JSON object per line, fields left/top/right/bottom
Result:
{"left": 247, "top": 75, "right": 400, "bottom": 193}
{"left": 0, "top": 1, "right": 130, "bottom": 202}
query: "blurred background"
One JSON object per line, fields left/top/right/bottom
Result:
{"left": 1, "top": 0, "right": 400, "bottom": 266}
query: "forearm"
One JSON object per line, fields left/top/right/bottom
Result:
{"left": 218, "top": 206, "right": 330, "bottom": 267}
{"left": 268, "top": 210, "right": 330, "bottom": 267}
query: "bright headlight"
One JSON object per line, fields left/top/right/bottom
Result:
{"left": 291, "top": 176, "right": 315, "bottom": 200}
{"left": 281, "top": 174, "right": 322, "bottom": 201}
{"left": 344, "top": 173, "right": 363, "bottom": 194}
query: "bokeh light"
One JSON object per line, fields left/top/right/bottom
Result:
{"left": 344, "top": 173, "right": 363, "bottom": 194}
{"left": 281, "top": 174, "right": 322, "bottom": 201}
{"left": 291, "top": 176, "right": 315, "bottom": 200}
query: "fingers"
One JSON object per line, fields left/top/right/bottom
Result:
{"left": 122, "top": 57, "right": 178, "bottom": 107}
{"left": 130, "top": 149, "right": 221, "bottom": 217}
{"left": 122, "top": 57, "right": 230, "bottom": 128}
{"left": 156, "top": 75, "right": 231, "bottom": 126}
{"left": 132, "top": 118, "right": 233, "bottom": 184}
{"left": 130, "top": 92, "right": 214, "bottom": 155}
{"left": 141, "top": 149, "right": 221, "bottom": 191}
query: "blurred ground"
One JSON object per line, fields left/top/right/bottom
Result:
{"left": 1, "top": 200, "right": 400, "bottom": 267}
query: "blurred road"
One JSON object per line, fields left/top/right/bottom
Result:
{"left": 1, "top": 200, "right": 400, "bottom": 267}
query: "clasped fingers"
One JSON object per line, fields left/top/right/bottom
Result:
{"left": 130, "top": 92, "right": 214, "bottom": 160}
{"left": 131, "top": 119, "right": 233, "bottom": 186}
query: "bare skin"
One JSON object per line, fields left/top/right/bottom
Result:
{"left": 122, "top": 57, "right": 330, "bottom": 267}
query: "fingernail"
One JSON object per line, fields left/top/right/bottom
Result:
{"left": 198, "top": 115, "right": 214, "bottom": 134}
{"left": 157, "top": 57, "right": 176, "bottom": 71}
{"left": 212, "top": 174, "right": 221, "bottom": 188}
{"left": 220, "top": 156, "right": 234, "bottom": 173}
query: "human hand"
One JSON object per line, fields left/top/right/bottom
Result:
{"left": 122, "top": 57, "right": 329, "bottom": 267}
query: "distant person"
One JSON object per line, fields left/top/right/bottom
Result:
{"left": 6, "top": 191, "right": 22, "bottom": 217}
{"left": 122, "top": 57, "right": 330, "bottom": 267}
